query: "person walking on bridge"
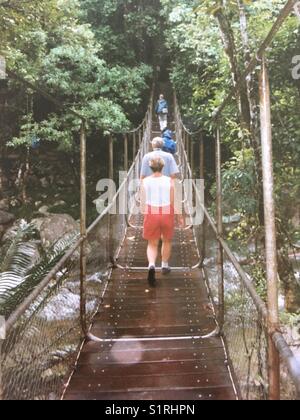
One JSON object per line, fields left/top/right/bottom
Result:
{"left": 155, "top": 94, "right": 169, "bottom": 131}
{"left": 140, "top": 137, "right": 179, "bottom": 180}
{"left": 162, "top": 127, "right": 177, "bottom": 155}
{"left": 141, "top": 156, "right": 177, "bottom": 287}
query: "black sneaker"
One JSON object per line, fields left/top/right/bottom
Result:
{"left": 162, "top": 267, "right": 171, "bottom": 276}
{"left": 148, "top": 266, "right": 156, "bottom": 288}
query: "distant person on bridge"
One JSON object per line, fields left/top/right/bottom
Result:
{"left": 155, "top": 94, "right": 169, "bottom": 131}
{"left": 140, "top": 138, "right": 179, "bottom": 179}
{"left": 141, "top": 156, "right": 180, "bottom": 287}
{"left": 162, "top": 127, "right": 177, "bottom": 155}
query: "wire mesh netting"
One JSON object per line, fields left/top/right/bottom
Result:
{"left": 201, "top": 223, "right": 299, "bottom": 400}
{"left": 1, "top": 255, "right": 82, "bottom": 400}
{"left": 202, "top": 228, "right": 269, "bottom": 400}
{"left": 0, "top": 209, "right": 124, "bottom": 400}
{"left": 223, "top": 270, "right": 268, "bottom": 400}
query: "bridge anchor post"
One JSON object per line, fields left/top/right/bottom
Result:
{"left": 80, "top": 121, "right": 88, "bottom": 337}
{"left": 199, "top": 134, "right": 206, "bottom": 268}
{"left": 108, "top": 135, "right": 115, "bottom": 264}
{"left": 133, "top": 132, "right": 137, "bottom": 161}
{"left": 124, "top": 134, "right": 128, "bottom": 172}
{"left": 259, "top": 55, "right": 280, "bottom": 400}
{"left": 216, "top": 126, "right": 225, "bottom": 332}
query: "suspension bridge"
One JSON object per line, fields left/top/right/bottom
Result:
{"left": 62, "top": 108, "right": 239, "bottom": 401}
{"left": 1, "top": 0, "right": 300, "bottom": 401}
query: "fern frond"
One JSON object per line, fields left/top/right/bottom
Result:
{"left": 0, "top": 231, "right": 78, "bottom": 318}
{"left": 0, "top": 220, "right": 37, "bottom": 273}
{"left": 0, "top": 272, "right": 24, "bottom": 295}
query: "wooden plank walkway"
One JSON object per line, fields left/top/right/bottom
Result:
{"left": 64, "top": 215, "right": 238, "bottom": 400}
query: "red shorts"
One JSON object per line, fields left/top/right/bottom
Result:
{"left": 143, "top": 205, "right": 175, "bottom": 241}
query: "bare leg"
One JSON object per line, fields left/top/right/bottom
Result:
{"left": 147, "top": 239, "right": 159, "bottom": 267}
{"left": 161, "top": 238, "right": 172, "bottom": 264}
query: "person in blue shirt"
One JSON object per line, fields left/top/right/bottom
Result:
{"left": 140, "top": 138, "right": 179, "bottom": 179}
{"left": 155, "top": 94, "right": 169, "bottom": 131}
{"left": 162, "top": 127, "right": 177, "bottom": 155}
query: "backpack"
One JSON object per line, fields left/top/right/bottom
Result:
{"left": 163, "top": 138, "right": 177, "bottom": 155}
{"left": 156, "top": 100, "right": 168, "bottom": 114}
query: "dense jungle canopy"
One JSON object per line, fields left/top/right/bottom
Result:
{"left": 0, "top": 1, "right": 299, "bottom": 316}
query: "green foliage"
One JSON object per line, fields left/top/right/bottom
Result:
{"left": 161, "top": 0, "right": 300, "bottom": 314}
{"left": 221, "top": 149, "right": 258, "bottom": 217}
{"left": 1, "top": 0, "right": 153, "bottom": 151}
{"left": 280, "top": 311, "right": 300, "bottom": 326}
{"left": 0, "top": 221, "right": 38, "bottom": 277}
{"left": 162, "top": 0, "right": 230, "bottom": 127}
{"left": 162, "top": 0, "right": 300, "bottom": 223}
{"left": 80, "top": 0, "right": 162, "bottom": 64}
{"left": 251, "top": 262, "right": 268, "bottom": 301}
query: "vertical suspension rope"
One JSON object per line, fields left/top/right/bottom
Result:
{"left": 80, "top": 120, "right": 87, "bottom": 336}
{"left": 124, "top": 134, "right": 128, "bottom": 172}
{"left": 216, "top": 126, "right": 225, "bottom": 331}
{"left": 133, "top": 132, "right": 137, "bottom": 161}
{"left": 108, "top": 135, "right": 114, "bottom": 264}
{"left": 199, "top": 134, "right": 206, "bottom": 267}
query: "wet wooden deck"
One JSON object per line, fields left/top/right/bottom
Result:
{"left": 64, "top": 217, "right": 238, "bottom": 400}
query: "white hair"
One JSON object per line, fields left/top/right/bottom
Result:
{"left": 151, "top": 137, "right": 164, "bottom": 149}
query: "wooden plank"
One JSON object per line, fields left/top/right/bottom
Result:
{"left": 73, "top": 359, "right": 229, "bottom": 377}
{"left": 76, "top": 347, "right": 227, "bottom": 365}
{"left": 80, "top": 337, "right": 223, "bottom": 353}
{"left": 67, "top": 372, "right": 233, "bottom": 392}
{"left": 102, "top": 295, "right": 209, "bottom": 305}
{"left": 93, "top": 316, "right": 214, "bottom": 329}
{"left": 96, "top": 309, "right": 212, "bottom": 322}
{"left": 91, "top": 324, "right": 216, "bottom": 339}
{"left": 64, "top": 386, "right": 237, "bottom": 401}
{"left": 99, "top": 289, "right": 206, "bottom": 300}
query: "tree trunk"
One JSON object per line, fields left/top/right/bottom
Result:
{"left": 237, "top": 0, "right": 265, "bottom": 226}
{"left": 214, "top": 3, "right": 265, "bottom": 226}
{"left": 213, "top": 7, "right": 251, "bottom": 131}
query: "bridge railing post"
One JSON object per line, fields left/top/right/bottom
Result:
{"left": 109, "top": 135, "right": 114, "bottom": 182}
{"left": 142, "top": 121, "right": 145, "bottom": 140}
{"left": 107, "top": 135, "right": 114, "bottom": 264}
{"left": 124, "top": 134, "right": 128, "bottom": 173}
{"left": 200, "top": 134, "right": 206, "bottom": 267}
{"left": 80, "top": 120, "right": 88, "bottom": 336}
{"left": 216, "top": 126, "right": 225, "bottom": 332}
{"left": 133, "top": 132, "right": 137, "bottom": 161}
{"left": 259, "top": 55, "right": 280, "bottom": 400}
{"left": 191, "top": 136, "right": 195, "bottom": 178}
{"left": 186, "top": 132, "right": 190, "bottom": 159}
{"left": 139, "top": 129, "right": 142, "bottom": 148}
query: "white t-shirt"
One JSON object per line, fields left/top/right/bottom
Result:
{"left": 143, "top": 176, "right": 171, "bottom": 207}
